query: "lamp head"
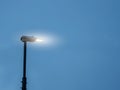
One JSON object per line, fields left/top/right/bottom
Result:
{"left": 20, "top": 33, "right": 61, "bottom": 47}
{"left": 21, "top": 36, "right": 37, "bottom": 42}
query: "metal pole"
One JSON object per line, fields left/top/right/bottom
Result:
{"left": 22, "top": 42, "right": 27, "bottom": 90}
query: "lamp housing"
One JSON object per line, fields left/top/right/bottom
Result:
{"left": 21, "top": 36, "right": 37, "bottom": 42}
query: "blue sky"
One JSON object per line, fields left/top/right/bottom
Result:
{"left": 0, "top": 0, "right": 120, "bottom": 90}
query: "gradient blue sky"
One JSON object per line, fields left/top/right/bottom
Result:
{"left": 0, "top": 0, "right": 120, "bottom": 90}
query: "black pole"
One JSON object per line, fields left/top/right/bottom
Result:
{"left": 22, "top": 42, "right": 27, "bottom": 90}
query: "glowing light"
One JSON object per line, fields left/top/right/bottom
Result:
{"left": 35, "top": 39, "right": 44, "bottom": 42}
{"left": 32, "top": 34, "right": 61, "bottom": 48}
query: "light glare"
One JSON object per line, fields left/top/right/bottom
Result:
{"left": 35, "top": 39, "right": 44, "bottom": 42}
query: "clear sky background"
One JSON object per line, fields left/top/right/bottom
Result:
{"left": 0, "top": 0, "right": 120, "bottom": 90}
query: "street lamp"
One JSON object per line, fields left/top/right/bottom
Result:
{"left": 20, "top": 36, "right": 41, "bottom": 90}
